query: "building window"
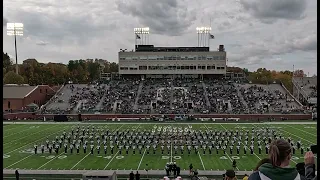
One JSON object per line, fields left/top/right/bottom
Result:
{"left": 40, "top": 89, "right": 42, "bottom": 93}
{"left": 8, "top": 101, "right": 11, "bottom": 109}
{"left": 46, "top": 89, "right": 48, "bottom": 93}
{"left": 221, "top": 67, "right": 225, "bottom": 69}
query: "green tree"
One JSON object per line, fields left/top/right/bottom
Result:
{"left": 4, "top": 71, "right": 25, "bottom": 84}
{"left": 3, "top": 52, "right": 12, "bottom": 70}
{"left": 87, "top": 62, "right": 101, "bottom": 81}
{"left": 109, "top": 62, "right": 118, "bottom": 72}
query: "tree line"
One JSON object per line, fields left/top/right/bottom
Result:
{"left": 3, "top": 52, "right": 118, "bottom": 85}
{"left": 3, "top": 52, "right": 312, "bottom": 93}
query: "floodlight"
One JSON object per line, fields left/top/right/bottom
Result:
{"left": 134, "top": 27, "right": 150, "bottom": 45}
{"left": 6, "top": 23, "right": 24, "bottom": 74}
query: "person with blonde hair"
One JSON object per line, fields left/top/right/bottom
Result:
{"left": 249, "top": 139, "right": 306, "bottom": 180}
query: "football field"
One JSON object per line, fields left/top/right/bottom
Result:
{"left": 3, "top": 122, "right": 317, "bottom": 171}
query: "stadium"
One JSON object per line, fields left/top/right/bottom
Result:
{"left": 3, "top": 28, "right": 317, "bottom": 180}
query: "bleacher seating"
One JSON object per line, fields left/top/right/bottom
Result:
{"left": 42, "top": 79, "right": 305, "bottom": 115}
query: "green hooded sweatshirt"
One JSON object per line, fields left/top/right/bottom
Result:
{"left": 258, "top": 163, "right": 300, "bottom": 180}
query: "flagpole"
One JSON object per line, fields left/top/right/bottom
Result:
{"left": 209, "top": 17, "right": 212, "bottom": 48}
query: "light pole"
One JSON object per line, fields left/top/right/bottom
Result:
{"left": 134, "top": 27, "right": 150, "bottom": 46}
{"left": 196, "top": 27, "right": 211, "bottom": 47}
{"left": 7, "top": 23, "right": 24, "bottom": 75}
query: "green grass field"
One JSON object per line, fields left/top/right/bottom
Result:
{"left": 3, "top": 122, "right": 317, "bottom": 171}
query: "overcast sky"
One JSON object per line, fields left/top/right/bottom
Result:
{"left": 3, "top": 0, "right": 317, "bottom": 75}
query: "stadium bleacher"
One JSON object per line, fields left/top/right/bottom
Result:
{"left": 41, "top": 79, "right": 305, "bottom": 115}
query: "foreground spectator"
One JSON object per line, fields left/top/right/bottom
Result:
{"left": 243, "top": 174, "right": 248, "bottom": 180}
{"left": 15, "top": 170, "right": 19, "bottom": 180}
{"left": 304, "top": 151, "right": 316, "bottom": 180}
{"left": 249, "top": 139, "right": 303, "bottom": 180}
{"left": 253, "top": 158, "right": 271, "bottom": 171}
{"left": 135, "top": 171, "right": 140, "bottom": 180}
{"left": 129, "top": 171, "right": 134, "bottom": 180}
{"left": 224, "top": 170, "right": 237, "bottom": 180}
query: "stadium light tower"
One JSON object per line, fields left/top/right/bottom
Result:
{"left": 134, "top": 27, "right": 150, "bottom": 46}
{"left": 196, "top": 27, "right": 212, "bottom": 47}
{"left": 7, "top": 23, "right": 24, "bottom": 75}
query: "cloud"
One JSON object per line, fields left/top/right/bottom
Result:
{"left": 2, "top": 0, "right": 317, "bottom": 75}
{"left": 240, "top": 0, "right": 307, "bottom": 23}
{"left": 116, "top": 0, "right": 197, "bottom": 36}
{"left": 36, "top": 41, "right": 49, "bottom": 46}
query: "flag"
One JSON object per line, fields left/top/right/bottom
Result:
{"left": 136, "top": 34, "right": 141, "bottom": 39}
{"left": 209, "top": 34, "right": 215, "bottom": 39}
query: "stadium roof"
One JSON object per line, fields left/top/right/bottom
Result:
{"left": 3, "top": 85, "right": 38, "bottom": 99}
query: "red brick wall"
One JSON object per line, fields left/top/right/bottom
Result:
{"left": 3, "top": 85, "right": 55, "bottom": 111}
{"left": 23, "top": 85, "right": 55, "bottom": 107}
{"left": 3, "top": 99, "right": 24, "bottom": 111}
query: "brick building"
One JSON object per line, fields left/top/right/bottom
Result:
{"left": 3, "top": 84, "right": 56, "bottom": 111}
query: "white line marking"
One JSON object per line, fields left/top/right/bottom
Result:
{"left": 5, "top": 127, "right": 68, "bottom": 154}
{"left": 285, "top": 125, "right": 317, "bottom": 137}
{"left": 4, "top": 126, "right": 33, "bottom": 138}
{"left": 4, "top": 124, "right": 28, "bottom": 132}
{"left": 204, "top": 124, "right": 239, "bottom": 171}
{"left": 71, "top": 153, "right": 91, "bottom": 170}
{"left": 252, "top": 124, "right": 299, "bottom": 164}
{"left": 104, "top": 151, "right": 119, "bottom": 170}
{"left": 37, "top": 152, "right": 65, "bottom": 169}
{"left": 137, "top": 149, "right": 147, "bottom": 169}
{"left": 255, "top": 124, "right": 314, "bottom": 144}
{"left": 197, "top": 151, "right": 206, "bottom": 170}
{"left": 3, "top": 125, "right": 60, "bottom": 145}
{"left": 230, "top": 124, "right": 262, "bottom": 160}
{"left": 70, "top": 124, "right": 126, "bottom": 170}
{"left": 5, "top": 154, "right": 33, "bottom": 168}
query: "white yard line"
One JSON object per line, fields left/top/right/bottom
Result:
{"left": 5, "top": 127, "right": 69, "bottom": 154}
{"left": 37, "top": 152, "right": 65, "bottom": 170}
{"left": 219, "top": 124, "right": 261, "bottom": 168}
{"left": 70, "top": 153, "right": 91, "bottom": 170}
{"left": 3, "top": 125, "right": 60, "bottom": 146}
{"left": 104, "top": 151, "right": 119, "bottom": 170}
{"left": 231, "top": 124, "right": 262, "bottom": 161}
{"left": 4, "top": 127, "right": 36, "bottom": 138}
{"left": 205, "top": 124, "right": 240, "bottom": 171}
{"left": 252, "top": 124, "right": 300, "bottom": 164}
{"left": 197, "top": 152, "right": 206, "bottom": 170}
{"left": 285, "top": 125, "right": 317, "bottom": 137}
{"left": 70, "top": 124, "right": 126, "bottom": 170}
{"left": 254, "top": 124, "right": 314, "bottom": 144}
{"left": 5, "top": 154, "right": 34, "bottom": 169}
{"left": 4, "top": 124, "right": 28, "bottom": 132}
{"left": 137, "top": 149, "right": 147, "bottom": 170}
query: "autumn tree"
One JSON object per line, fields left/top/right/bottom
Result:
{"left": 4, "top": 71, "right": 25, "bottom": 84}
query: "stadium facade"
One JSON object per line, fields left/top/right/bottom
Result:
{"left": 118, "top": 44, "right": 227, "bottom": 79}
